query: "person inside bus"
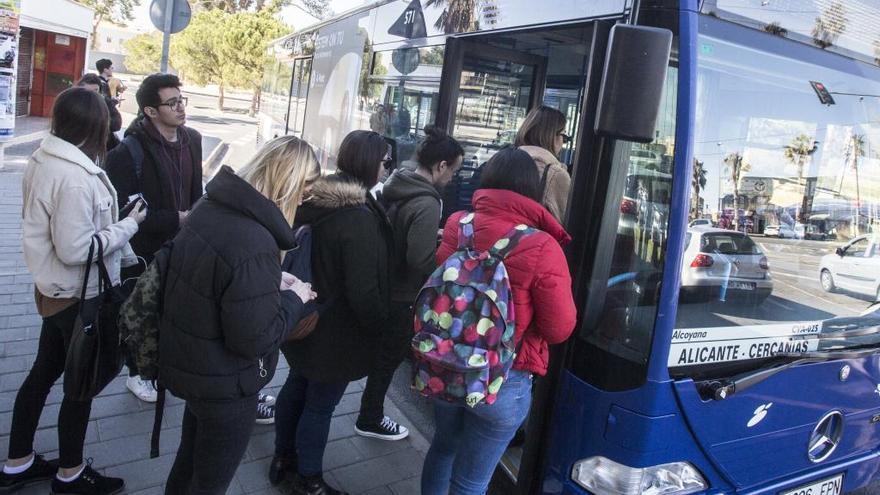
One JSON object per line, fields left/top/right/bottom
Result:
{"left": 515, "top": 105, "right": 572, "bottom": 224}
{"left": 161, "top": 136, "right": 319, "bottom": 495}
{"left": 421, "top": 147, "right": 577, "bottom": 495}
{"left": 355, "top": 126, "right": 464, "bottom": 441}
{"left": 272, "top": 130, "right": 392, "bottom": 495}
{"left": 3, "top": 87, "right": 144, "bottom": 495}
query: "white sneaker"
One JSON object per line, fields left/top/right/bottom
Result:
{"left": 126, "top": 376, "right": 158, "bottom": 403}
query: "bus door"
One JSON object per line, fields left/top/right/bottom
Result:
{"left": 433, "top": 21, "right": 630, "bottom": 493}
{"left": 435, "top": 38, "right": 547, "bottom": 170}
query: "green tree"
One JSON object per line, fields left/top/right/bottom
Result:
{"left": 724, "top": 152, "right": 751, "bottom": 231}
{"left": 123, "top": 32, "right": 165, "bottom": 75}
{"left": 784, "top": 134, "right": 818, "bottom": 180}
{"left": 173, "top": 9, "right": 231, "bottom": 109}
{"left": 811, "top": 1, "right": 847, "bottom": 49}
{"left": 219, "top": 11, "right": 288, "bottom": 116}
{"left": 78, "top": 0, "right": 141, "bottom": 50}
{"left": 196, "top": 0, "right": 329, "bottom": 17}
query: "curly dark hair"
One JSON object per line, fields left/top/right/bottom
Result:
{"left": 136, "top": 73, "right": 182, "bottom": 114}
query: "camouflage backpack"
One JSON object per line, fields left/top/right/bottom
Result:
{"left": 118, "top": 242, "right": 173, "bottom": 381}
{"left": 412, "top": 213, "right": 536, "bottom": 407}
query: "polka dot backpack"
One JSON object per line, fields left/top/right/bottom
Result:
{"left": 412, "top": 212, "right": 537, "bottom": 407}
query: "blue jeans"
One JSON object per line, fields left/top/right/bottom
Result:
{"left": 421, "top": 370, "right": 533, "bottom": 495}
{"left": 274, "top": 370, "right": 348, "bottom": 476}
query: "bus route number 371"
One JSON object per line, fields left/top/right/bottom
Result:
{"left": 780, "top": 474, "right": 843, "bottom": 495}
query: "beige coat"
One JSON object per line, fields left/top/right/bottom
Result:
{"left": 22, "top": 134, "right": 138, "bottom": 300}
{"left": 520, "top": 145, "right": 571, "bottom": 223}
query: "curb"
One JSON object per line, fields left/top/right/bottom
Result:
{"left": 203, "top": 141, "right": 229, "bottom": 178}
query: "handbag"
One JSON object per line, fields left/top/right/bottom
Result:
{"left": 64, "top": 235, "right": 126, "bottom": 401}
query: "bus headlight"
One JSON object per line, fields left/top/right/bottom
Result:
{"left": 571, "top": 456, "right": 707, "bottom": 495}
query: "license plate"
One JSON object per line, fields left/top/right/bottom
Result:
{"left": 727, "top": 281, "right": 755, "bottom": 290}
{"left": 779, "top": 474, "right": 843, "bottom": 495}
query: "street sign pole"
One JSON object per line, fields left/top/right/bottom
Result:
{"left": 160, "top": 0, "right": 173, "bottom": 72}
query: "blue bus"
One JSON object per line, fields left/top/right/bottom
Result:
{"left": 261, "top": 0, "right": 880, "bottom": 493}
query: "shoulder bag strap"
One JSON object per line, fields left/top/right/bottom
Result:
{"left": 540, "top": 164, "right": 552, "bottom": 200}
{"left": 457, "top": 212, "right": 477, "bottom": 251}
{"left": 94, "top": 236, "right": 114, "bottom": 291}
{"left": 79, "top": 237, "right": 97, "bottom": 304}
{"left": 490, "top": 224, "right": 538, "bottom": 260}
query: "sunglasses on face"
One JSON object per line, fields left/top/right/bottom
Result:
{"left": 558, "top": 131, "right": 572, "bottom": 144}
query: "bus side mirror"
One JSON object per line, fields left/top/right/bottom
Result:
{"left": 594, "top": 24, "right": 673, "bottom": 143}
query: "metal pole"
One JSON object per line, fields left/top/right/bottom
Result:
{"left": 160, "top": 0, "right": 173, "bottom": 73}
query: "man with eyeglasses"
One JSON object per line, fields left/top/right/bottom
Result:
{"left": 105, "top": 74, "right": 203, "bottom": 404}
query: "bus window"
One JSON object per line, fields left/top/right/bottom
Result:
{"left": 672, "top": 25, "right": 880, "bottom": 378}
{"left": 260, "top": 53, "right": 295, "bottom": 140}
{"left": 365, "top": 46, "right": 443, "bottom": 165}
{"left": 571, "top": 66, "right": 679, "bottom": 390}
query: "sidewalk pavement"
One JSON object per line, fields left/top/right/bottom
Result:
{"left": 0, "top": 167, "right": 428, "bottom": 493}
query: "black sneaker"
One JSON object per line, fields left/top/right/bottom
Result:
{"left": 268, "top": 454, "right": 296, "bottom": 486}
{"left": 354, "top": 416, "right": 409, "bottom": 441}
{"left": 0, "top": 454, "right": 57, "bottom": 493}
{"left": 50, "top": 463, "right": 124, "bottom": 495}
{"left": 256, "top": 401, "right": 275, "bottom": 425}
{"left": 289, "top": 474, "right": 348, "bottom": 495}
{"left": 258, "top": 392, "right": 276, "bottom": 406}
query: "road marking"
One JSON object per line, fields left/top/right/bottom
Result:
{"left": 773, "top": 271, "right": 815, "bottom": 281}
{"left": 773, "top": 276, "right": 858, "bottom": 316}
{"left": 768, "top": 298, "right": 794, "bottom": 311}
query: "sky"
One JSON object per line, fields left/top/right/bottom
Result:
{"left": 130, "top": 0, "right": 371, "bottom": 34}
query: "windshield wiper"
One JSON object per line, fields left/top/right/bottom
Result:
{"left": 697, "top": 346, "right": 880, "bottom": 401}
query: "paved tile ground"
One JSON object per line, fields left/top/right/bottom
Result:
{"left": 0, "top": 122, "right": 428, "bottom": 494}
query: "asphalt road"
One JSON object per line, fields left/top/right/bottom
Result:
{"left": 676, "top": 235, "right": 875, "bottom": 330}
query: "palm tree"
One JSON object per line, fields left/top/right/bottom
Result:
{"left": 812, "top": 1, "right": 848, "bottom": 49}
{"left": 724, "top": 152, "right": 751, "bottom": 231}
{"left": 425, "top": 0, "right": 480, "bottom": 34}
{"left": 691, "top": 158, "right": 707, "bottom": 220}
{"left": 849, "top": 134, "right": 866, "bottom": 235}
{"left": 784, "top": 134, "right": 818, "bottom": 180}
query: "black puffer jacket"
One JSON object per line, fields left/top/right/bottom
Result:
{"left": 160, "top": 166, "right": 303, "bottom": 401}
{"left": 284, "top": 174, "right": 392, "bottom": 383}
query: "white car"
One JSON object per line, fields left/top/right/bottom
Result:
{"left": 763, "top": 224, "right": 796, "bottom": 238}
{"left": 819, "top": 235, "right": 880, "bottom": 300}
{"left": 679, "top": 228, "right": 773, "bottom": 304}
{"left": 689, "top": 219, "right": 711, "bottom": 228}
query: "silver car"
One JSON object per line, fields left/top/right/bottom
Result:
{"left": 819, "top": 235, "right": 880, "bottom": 300}
{"left": 680, "top": 228, "right": 773, "bottom": 304}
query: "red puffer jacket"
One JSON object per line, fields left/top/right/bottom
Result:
{"left": 437, "top": 189, "right": 577, "bottom": 376}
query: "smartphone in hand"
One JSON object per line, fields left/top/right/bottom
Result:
{"left": 120, "top": 194, "right": 147, "bottom": 218}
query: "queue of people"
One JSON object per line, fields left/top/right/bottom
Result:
{"left": 0, "top": 74, "right": 577, "bottom": 495}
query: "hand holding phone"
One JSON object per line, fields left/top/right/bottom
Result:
{"left": 121, "top": 195, "right": 147, "bottom": 224}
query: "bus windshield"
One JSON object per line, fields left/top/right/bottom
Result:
{"left": 672, "top": 17, "right": 880, "bottom": 378}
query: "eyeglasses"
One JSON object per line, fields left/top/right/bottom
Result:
{"left": 558, "top": 131, "right": 572, "bottom": 144}
{"left": 157, "top": 96, "right": 188, "bottom": 110}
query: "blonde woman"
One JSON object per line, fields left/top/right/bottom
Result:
{"left": 161, "top": 136, "right": 321, "bottom": 495}
{"left": 515, "top": 105, "right": 572, "bottom": 223}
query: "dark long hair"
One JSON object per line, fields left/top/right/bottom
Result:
{"left": 417, "top": 125, "right": 463, "bottom": 170}
{"left": 51, "top": 87, "right": 109, "bottom": 163}
{"left": 480, "top": 147, "right": 542, "bottom": 202}
{"left": 514, "top": 105, "right": 566, "bottom": 154}
{"left": 337, "top": 130, "right": 387, "bottom": 188}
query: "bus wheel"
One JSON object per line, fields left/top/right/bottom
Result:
{"left": 820, "top": 269, "right": 836, "bottom": 293}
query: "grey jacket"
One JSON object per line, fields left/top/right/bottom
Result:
{"left": 382, "top": 169, "right": 442, "bottom": 303}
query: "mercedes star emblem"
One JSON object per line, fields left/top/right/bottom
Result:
{"left": 808, "top": 411, "right": 844, "bottom": 463}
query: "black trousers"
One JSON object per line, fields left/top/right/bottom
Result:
{"left": 165, "top": 396, "right": 258, "bottom": 495}
{"left": 358, "top": 301, "right": 412, "bottom": 426}
{"left": 7, "top": 304, "right": 93, "bottom": 468}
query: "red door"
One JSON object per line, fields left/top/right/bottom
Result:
{"left": 30, "top": 30, "right": 86, "bottom": 117}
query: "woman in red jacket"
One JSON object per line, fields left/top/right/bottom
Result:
{"left": 421, "top": 147, "right": 577, "bottom": 495}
